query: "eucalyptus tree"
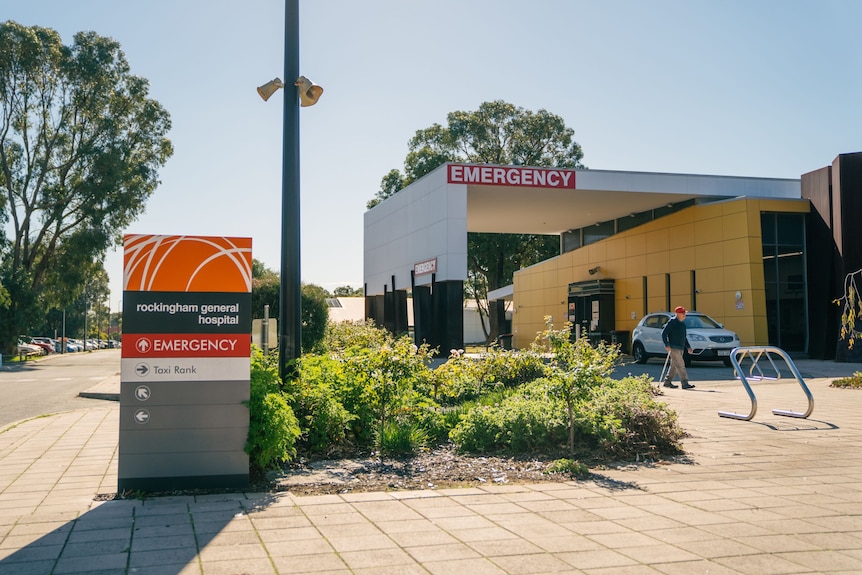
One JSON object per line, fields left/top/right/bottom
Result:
{"left": 369, "top": 100, "right": 585, "bottom": 341}
{"left": 0, "top": 21, "right": 172, "bottom": 350}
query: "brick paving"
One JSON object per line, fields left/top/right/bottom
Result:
{"left": 1, "top": 360, "right": 861, "bottom": 574}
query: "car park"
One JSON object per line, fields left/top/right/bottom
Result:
{"left": 631, "top": 311, "right": 740, "bottom": 367}
{"left": 62, "top": 340, "right": 79, "bottom": 352}
{"left": 67, "top": 339, "right": 84, "bottom": 352}
{"left": 23, "top": 336, "right": 54, "bottom": 354}
{"left": 17, "top": 339, "right": 45, "bottom": 357}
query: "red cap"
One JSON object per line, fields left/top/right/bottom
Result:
{"left": 674, "top": 306, "right": 687, "bottom": 314}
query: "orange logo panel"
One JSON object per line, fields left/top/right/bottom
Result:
{"left": 124, "top": 235, "right": 252, "bottom": 293}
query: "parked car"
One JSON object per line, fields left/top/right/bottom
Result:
{"left": 67, "top": 339, "right": 84, "bottom": 352}
{"left": 23, "top": 336, "right": 54, "bottom": 354}
{"left": 61, "top": 339, "right": 79, "bottom": 353}
{"left": 17, "top": 339, "right": 45, "bottom": 357}
{"left": 631, "top": 311, "right": 740, "bottom": 367}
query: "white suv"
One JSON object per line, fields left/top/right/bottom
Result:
{"left": 631, "top": 311, "right": 739, "bottom": 367}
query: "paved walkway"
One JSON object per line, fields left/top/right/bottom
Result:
{"left": 1, "top": 360, "right": 861, "bottom": 574}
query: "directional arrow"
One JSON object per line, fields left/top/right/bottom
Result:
{"left": 134, "top": 409, "right": 150, "bottom": 424}
{"left": 135, "top": 363, "right": 149, "bottom": 376}
{"left": 135, "top": 386, "right": 151, "bottom": 401}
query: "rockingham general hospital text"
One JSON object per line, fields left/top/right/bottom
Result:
{"left": 135, "top": 301, "right": 241, "bottom": 326}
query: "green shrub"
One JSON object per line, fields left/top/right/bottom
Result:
{"left": 546, "top": 458, "right": 589, "bottom": 478}
{"left": 300, "top": 322, "right": 440, "bottom": 452}
{"left": 476, "top": 347, "right": 547, "bottom": 388}
{"left": 538, "top": 318, "right": 621, "bottom": 455}
{"left": 576, "top": 374, "right": 683, "bottom": 458}
{"left": 324, "top": 319, "right": 392, "bottom": 353}
{"left": 285, "top": 321, "right": 682, "bottom": 466}
{"left": 831, "top": 371, "right": 862, "bottom": 388}
{"left": 245, "top": 348, "right": 301, "bottom": 472}
{"left": 432, "top": 348, "right": 546, "bottom": 405}
{"left": 449, "top": 373, "right": 682, "bottom": 460}
{"left": 449, "top": 379, "right": 568, "bottom": 453}
{"left": 301, "top": 283, "right": 330, "bottom": 354}
{"left": 291, "top": 355, "right": 356, "bottom": 454}
{"left": 378, "top": 420, "right": 429, "bottom": 455}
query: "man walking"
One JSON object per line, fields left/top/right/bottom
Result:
{"left": 661, "top": 306, "right": 695, "bottom": 389}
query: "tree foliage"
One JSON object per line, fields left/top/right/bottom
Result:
{"left": 249, "top": 259, "right": 330, "bottom": 354}
{"left": 0, "top": 21, "right": 173, "bottom": 351}
{"left": 332, "top": 285, "right": 363, "bottom": 297}
{"left": 835, "top": 268, "right": 862, "bottom": 350}
{"left": 539, "top": 318, "right": 620, "bottom": 454}
{"left": 367, "top": 101, "right": 584, "bottom": 341}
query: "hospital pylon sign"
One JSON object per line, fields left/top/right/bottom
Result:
{"left": 119, "top": 235, "right": 252, "bottom": 491}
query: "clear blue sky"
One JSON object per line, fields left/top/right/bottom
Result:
{"left": 5, "top": 1, "right": 862, "bottom": 309}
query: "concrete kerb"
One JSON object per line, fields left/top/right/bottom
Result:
{"left": 77, "top": 373, "right": 121, "bottom": 402}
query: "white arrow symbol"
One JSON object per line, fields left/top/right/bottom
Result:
{"left": 135, "top": 386, "right": 151, "bottom": 401}
{"left": 134, "top": 409, "right": 150, "bottom": 424}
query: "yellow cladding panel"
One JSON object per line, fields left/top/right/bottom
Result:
{"left": 694, "top": 217, "right": 723, "bottom": 245}
{"left": 732, "top": 320, "right": 758, "bottom": 346}
{"left": 646, "top": 251, "right": 670, "bottom": 271}
{"left": 722, "top": 210, "right": 749, "bottom": 240}
{"left": 514, "top": 324, "right": 542, "bottom": 349}
{"left": 695, "top": 293, "right": 723, "bottom": 316}
{"left": 694, "top": 242, "right": 723, "bottom": 267}
{"left": 757, "top": 198, "right": 810, "bottom": 213}
{"left": 722, "top": 237, "right": 751, "bottom": 266}
{"left": 605, "top": 237, "right": 626, "bottom": 260}
{"left": 544, "top": 287, "right": 566, "bottom": 307}
{"left": 512, "top": 197, "right": 783, "bottom": 351}
{"left": 626, "top": 255, "right": 646, "bottom": 277}
{"left": 570, "top": 249, "right": 589, "bottom": 266}
{"left": 721, "top": 199, "right": 748, "bottom": 215}
{"left": 616, "top": 278, "right": 642, "bottom": 299}
{"left": 695, "top": 202, "right": 723, "bottom": 221}
{"left": 669, "top": 222, "right": 694, "bottom": 245}
{"left": 668, "top": 246, "right": 694, "bottom": 272}
{"left": 646, "top": 228, "right": 669, "bottom": 253}
{"left": 542, "top": 267, "right": 558, "bottom": 289}
{"left": 696, "top": 267, "right": 725, "bottom": 293}
{"left": 557, "top": 250, "right": 574, "bottom": 268}
{"left": 646, "top": 274, "right": 667, "bottom": 312}
{"left": 587, "top": 241, "right": 607, "bottom": 262}
{"left": 626, "top": 233, "right": 647, "bottom": 256}
{"left": 670, "top": 271, "right": 690, "bottom": 298}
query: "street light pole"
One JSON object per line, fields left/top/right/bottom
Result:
{"left": 280, "top": 0, "right": 301, "bottom": 381}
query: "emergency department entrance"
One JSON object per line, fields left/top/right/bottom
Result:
{"left": 567, "top": 279, "right": 615, "bottom": 346}
{"left": 363, "top": 158, "right": 862, "bottom": 360}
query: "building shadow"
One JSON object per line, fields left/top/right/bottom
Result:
{"left": 0, "top": 492, "right": 281, "bottom": 574}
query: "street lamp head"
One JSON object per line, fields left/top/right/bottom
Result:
{"left": 295, "top": 75, "right": 323, "bottom": 107}
{"left": 257, "top": 78, "right": 285, "bottom": 101}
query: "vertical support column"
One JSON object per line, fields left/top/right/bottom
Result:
{"left": 394, "top": 290, "right": 408, "bottom": 336}
{"left": 383, "top": 284, "right": 393, "bottom": 332}
{"left": 279, "top": 0, "right": 302, "bottom": 381}
{"left": 412, "top": 284, "right": 432, "bottom": 346}
{"left": 444, "top": 280, "right": 465, "bottom": 351}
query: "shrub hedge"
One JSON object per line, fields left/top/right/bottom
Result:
{"left": 244, "top": 321, "right": 684, "bottom": 475}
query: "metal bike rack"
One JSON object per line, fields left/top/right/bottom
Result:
{"left": 718, "top": 346, "right": 814, "bottom": 421}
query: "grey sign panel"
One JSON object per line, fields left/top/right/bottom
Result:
{"left": 118, "top": 450, "right": 249, "bottom": 478}
{"left": 120, "top": 380, "right": 249, "bottom": 406}
{"left": 119, "top": 427, "right": 247, "bottom": 454}
{"left": 119, "top": 404, "right": 249, "bottom": 431}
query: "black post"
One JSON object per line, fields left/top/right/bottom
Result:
{"left": 279, "top": 0, "right": 301, "bottom": 381}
